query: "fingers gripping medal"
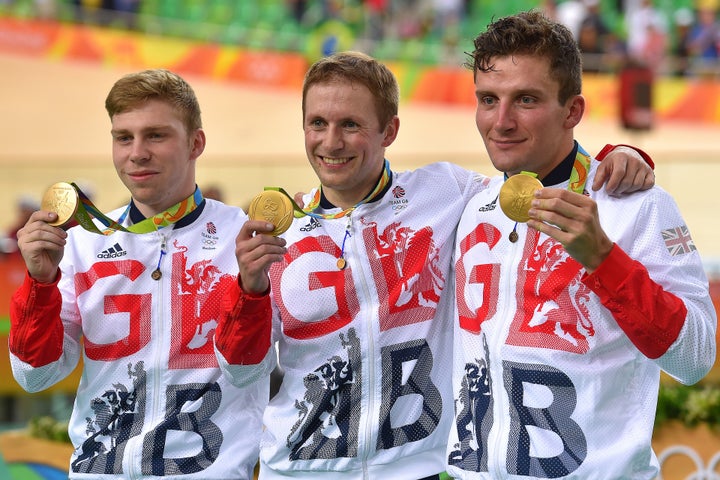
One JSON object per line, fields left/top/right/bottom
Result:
{"left": 41, "top": 182, "right": 79, "bottom": 228}
{"left": 499, "top": 172, "right": 542, "bottom": 241}
{"left": 248, "top": 190, "right": 294, "bottom": 236}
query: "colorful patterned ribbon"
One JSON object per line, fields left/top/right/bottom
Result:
{"left": 505, "top": 147, "right": 591, "bottom": 193}
{"left": 268, "top": 159, "right": 392, "bottom": 220}
{"left": 569, "top": 146, "right": 591, "bottom": 194}
{"left": 71, "top": 183, "right": 203, "bottom": 235}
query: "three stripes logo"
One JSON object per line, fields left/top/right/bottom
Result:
{"left": 97, "top": 243, "right": 127, "bottom": 259}
{"left": 479, "top": 196, "right": 498, "bottom": 212}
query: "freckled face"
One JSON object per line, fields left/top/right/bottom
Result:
{"left": 474, "top": 54, "right": 583, "bottom": 179}
{"left": 111, "top": 99, "right": 205, "bottom": 217}
{"left": 303, "top": 81, "right": 398, "bottom": 209}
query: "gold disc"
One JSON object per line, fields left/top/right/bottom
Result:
{"left": 336, "top": 258, "right": 346, "bottom": 270}
{"left": 41, "top": 182, "right": 79, "bottom": 227}
{"left": 498, "top": 174, "right": 543, "bottom": 223}
{"left": 248, "top": 190, "right": 294, "bottom": 236}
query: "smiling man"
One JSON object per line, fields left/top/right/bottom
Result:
{"left": 448, "top": 11, "right": 716, "bottom": 479}
{"left": 9, "top": 69, "right": 266, "bottom": 480}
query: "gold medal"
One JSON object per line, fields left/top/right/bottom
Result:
{"left": 498, "top": 174, "right": 542, "bottom": 223}
{"left": 248, "top": 190, "right": 294, "bottom": 236}
{"left": 151, "top": 269, "right": 162, "bottom": 280}
{"left": 336, "top": 258, "right": 346, "bottom": 270}
{"left": 41, "top": 182, "right": 79, "bottom": 228}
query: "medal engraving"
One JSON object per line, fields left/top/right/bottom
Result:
{"left": 41, "top": 182, "right": 79, "bottom": 227}
{"left": 499, "top": 174, "right": 542, "bottom": 223}
{"left": 248, "top": 190, "right": 294, "bottom": 236}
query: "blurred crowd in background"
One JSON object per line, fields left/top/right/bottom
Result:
{"left": 0, "top": 0, "right": 718, "bottom": 77}
{"left": 0, "top": 0, "right": 718, "bottom": 252}
{"left": 0, "top": 0, "right": 718, "bottom": 253}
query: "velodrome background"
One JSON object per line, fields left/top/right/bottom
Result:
{"left": 0, "top": 17, "right": 718, "bottom": 264}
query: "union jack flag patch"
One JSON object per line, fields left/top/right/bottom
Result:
{"left": 662, "top": 225, "right": 696, "bottom": 256}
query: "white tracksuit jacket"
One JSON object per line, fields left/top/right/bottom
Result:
{"left": 217, "top": 162, "right": 489, "bottom": 479}
{"left": 447, "top": 148, "right": 716, "bottom": 479}
{"left": 10, "top": 198, "right": 267, "bottom": 480}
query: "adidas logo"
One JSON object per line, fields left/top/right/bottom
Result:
{"left": 479, "top": 196, "right": 498, "bottom": 212}
{"left": 300, "top": 217, "right": 321, "bottom": 233}
{"left": 97, "top": 243, "right": 127, "bottom": 259}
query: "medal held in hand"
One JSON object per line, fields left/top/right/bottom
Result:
{"left": 41, "top": 182, "right": 79, "bottom": 228}
{"left": 499, "top": 172, "right": 542, "bottom": 223}
{"left": 40, "top": 181, "right": 132, "bottom": 234}
{"left": 248, "top": 190, "right": 294, "bottom": 236}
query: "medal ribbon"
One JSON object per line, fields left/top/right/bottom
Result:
{"left": 71, "top": 183, "right": 203, "bottom": 235}
{"left": 503, "top": 147, "right": 591, "bottom": 193}
{"left": 267, "top": 159, "right": 392, "bottom": 219}
{"left": 568, "top": 146, "right": 591, "bottom": 194}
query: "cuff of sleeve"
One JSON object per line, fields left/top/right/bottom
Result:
{"left": 582, "top": 244, "right": 631, "bottom": 292}
{"left": 24, "top": 270, "right": 62, "bottom": 304}
{"left": 226, "top": 278, "right": 271, "bottom": 315}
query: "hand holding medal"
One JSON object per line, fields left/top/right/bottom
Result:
{"left": 247, "top": 161, "right": 391, "bottom": 270}
{"left": 41, "top": 182, "right": 80, "bottom": 228}
{"left": 247, "top": 190, "right": 295, "bottom": 236}
{"left": 40, "top": 181, "right": 131, "bottom": 234}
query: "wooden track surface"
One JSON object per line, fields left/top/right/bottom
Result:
{"left": 1, "top": 52, "right": 718, "bottom": 258}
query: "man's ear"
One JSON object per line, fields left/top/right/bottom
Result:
{"left": 190, "top": 128, "right": 206, "bottom": 160}
{"left": 382, "top": 116, "right": 400, "bottom": 148}
{"left": 565, "top": 95, "right": 585, "bottom": 129}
